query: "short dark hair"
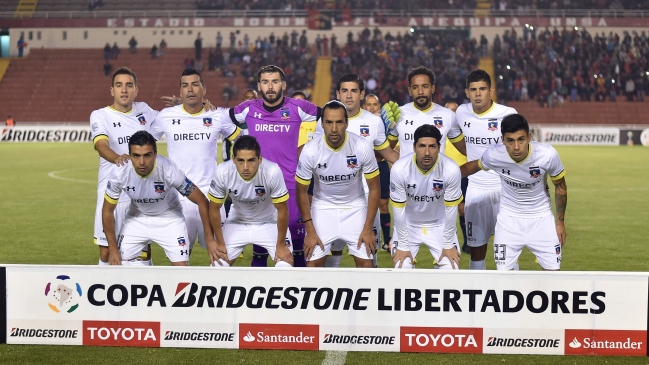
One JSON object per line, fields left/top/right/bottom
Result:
{"left": 257, "top": 65, "right": 286, "bottom": 82}
{"left": 243, "top": 89, "right": 258, "bottom": 98}
{"left": 501, "top": 114, "right": 529, "bottom": 135}
{"left": 322, "top": 100, "right": 348, "bottom": 122}
{"left": 336, "top": 73, "right": 365, "bottom": 92}
{"left": 112, "top": 67, "right": 138, "bottom": 87}
{"left": 181, "top": 68, "right": 204, "bottom": 87}
{"left": 365, "top": 94, "right": 380, "bottom": 103}
{"left": 128, "top": 131, "right": 157, "bottom": 153}
{"left": 291, "top": 90, "right": 307, "bottom": 99}
{"left": 413, "top": 124, "right": 442, "bottom": 146}
{"left": 233, "top": 135, "right": 261, "bottom": 158}
{"left": 466, "top": 69, "right": 492, "bottom": 88}
{"left": 407, "top": 66, "right": 435, "bottom": 86}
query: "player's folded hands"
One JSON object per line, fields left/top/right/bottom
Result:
{"left": 304, "top": 234, "right": 324, "bottom": 260}
{"left": 207, "top": 240, "right": 229, "bottom": 266}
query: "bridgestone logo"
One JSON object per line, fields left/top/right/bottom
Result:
{"left": 544, "top": 133, "right": 616, "bottom": 143}
{"left": 1, "top": 128, "right": 93, "bottom": 142}
{"left": 323, "top": 334, "right": 395, "bottom": 345}
{"left": 487, "top": 337, "right": 560, "bottom": 348}
{"left": 163, "top": 331, "right": 235, "bottom": 342}
{"left": 10, "top": 328, "right": 78, "bottom": 338}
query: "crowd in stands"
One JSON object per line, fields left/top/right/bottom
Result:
{"left": 495, "top": 27, "right": 649, "bottom": 106}
{"left": 501, "top": 0, "right": 649, "bottom": 10}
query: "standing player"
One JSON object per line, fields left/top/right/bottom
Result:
{"left": 388, "top": 67, "right": 456, "bottom": 157}
{"left": 150, "top": 68, "right": 242, "bottom": 254}
{"left": 364, "top": 94, "right": 381, "bottom": 115}
{"left": 448, "top": 70, "right": 517, "bottom": 270}
{"left": 207, "top": 136, "right": 294, "bottom": 267}
{"left": 390, "top": 125, "right": 463, "bottom": 269}
{"left": 229, "top": 65, "right": 320, "bottom": 267}
{"left": 102, "top": 131, "right": 216, "bottom": 266}
{"left": 295, "top": 101, "right": 380, "bottom": 268}
{"left": 444, "top": 101, "right": 470, "bottom": 254}
{"left": 90, "top": 67, "right": 158, "bottom": 266}
{"left": 315, "top": 74, "right": 399, "bottom": 266}
{"left": 460, "top": 114, "right": 567, "bottom": 270}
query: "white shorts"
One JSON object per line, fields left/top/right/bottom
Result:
{"left": 331, "top": 208, "right": 381, "bottom": 253}
{"left": 93, "top": 184, "right": 128, "bottom": 247}
{"left": 494, "top": 213, "right": 562, "bottom": 270}
{"left": 309, "top": 206, "right": 373, "bottom": 261}
{"left": 118, "top": 216, "right": 189, "bottom": 263}
{"left": 223, "top": 222, "right": 293, "bottom": 264}
{"left": 392, "top": 225, "right": 460, "bottom": 269}
{"left": 180, "top": 196, "right": 225, "bottom": 250}
{"left": 464, "top": 185, "right": 500, "bottom": 247}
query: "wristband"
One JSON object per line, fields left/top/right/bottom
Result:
{"left": 302, "top": 218, "right": 313, "bottom": 224}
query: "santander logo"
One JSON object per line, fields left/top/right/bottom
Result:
{"left": 239, "top": 323, "right": 318, "bottom": 350}
{"left": 569, "top": 337, "right": 581, "bottom": 349}
{"left": 243, "top": 331, "right": 256, "bottom": 342}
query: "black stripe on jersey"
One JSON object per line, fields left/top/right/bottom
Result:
{"left": 316, "top": 107, "right": 322, "bottom": 122}
{"left": 445, "top": 196, "right": 463, "bottom": 204}
{"left": 229, "top": 108, "right": 240, "bottom": 126}
{"left": 272, "top": 191, "right": 289, "bottom": 200}
{"left": 93, "top": 133, "right": 108, "bottom": 142}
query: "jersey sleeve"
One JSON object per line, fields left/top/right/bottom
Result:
{"left": 444, "top": 162, "right": 463, "bottom": 207}
{"left": 166, "top": 159, "right": 193, "bottom": 197}
{"left": 90, "top": 110, "right": 109, "bottom": 145}
{"left": 207, "top": 166, "right": 227, "bottom": 204}
{"left": 104, "top": 168, "right": 122, "bottom": 204}
{"left": 373, "top": 117, "right": 389, "bottom": 150}
{"left": 447, "top": 112, "right": 464, "bottom": 142}
{"left": 149, "top": 113, "right": 165, "bottom": 140}
{"left": 296, "top": 100, "right": 320, "bottom": 122}
{"left": 220, "top": 109, "right": 242, "bottom": 141}
{"left": 389, "top": 166, "right": 407, "bottom": 208}
{"left": 360, "top": 140, "right": 380, "bottom": 179}
{"left": 295, "top": 147, "right": 314, "bottom": 185}
{"left": 545, "top": 146, "right": 566, "bottom": 181}
{"left": 477, "top": 148, "right": 495, "bottom": 171}
{"left": 269, "top": 163, "right": 290, "bottom": 203}
{"left": 228, "top": 100, "right": 252, "bottom": 127}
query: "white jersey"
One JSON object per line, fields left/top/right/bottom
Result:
{"left": 315, "top": 109, "right": 389, "bottom": 151}
{"left": 296, "top": 132, "right": 379, "bottom": 209}
{"left": 90, "top": 102, "right": 159, "bottom": 189}
{"left": 449, "top": 102, "right": 517, "bottom": 189}
{"left": 105, "top": 155, "right": 193, "bottom": 219}
{"left": 208, "top": 159, "right": 289, "bottom": 224}
{"left": 150, "top": 105, "right": 241, "bottom": 191}
{"left": 389, "top": 103, "right": 455, "bottom": 156}
{"left": 390, "top": 153, "right": 463, "bottom": 226}
{"left": 479, "top": 141, "right": 565, "bottom": 218}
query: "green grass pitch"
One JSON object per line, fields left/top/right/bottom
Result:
{"left": 0, "top": 143, "right": 648, "bottom": 364}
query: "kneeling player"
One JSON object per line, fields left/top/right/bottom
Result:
{"left": 461, "top": 114, "right": 567, "bottom": 270}
{"left": 207, "top": 135, "right": 294, "bottom": 267}
{"left": 390, "top": 125, "right": 463, "bottom": 269}
{"left": 296, "top": 100, "right": 380, "bottom": 268}
{"left": 102, "top": 131, "right": 216, "bottom": 266}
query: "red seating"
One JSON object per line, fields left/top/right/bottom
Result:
{"left": 507, "top": 101, "right": 649, "bottom": 125}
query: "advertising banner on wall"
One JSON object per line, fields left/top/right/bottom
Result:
{"left": 620, "top": 129, "right": 649, "bottom": 146}
{"left": 1, "top": 265, "right": 647, "bottom": 355}
{"left": 1, "top": 126, "right": 92, "bottom": 142}
{"left": 539, "top": 127, "right": 620, "bottom": 145}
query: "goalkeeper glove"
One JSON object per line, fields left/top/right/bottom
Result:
{"left": 380, "top": 101, "right": 400, "bottom": 135}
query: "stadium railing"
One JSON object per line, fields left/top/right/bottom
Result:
{"left": 2, "top": 9, "right": 649, "bottom": 19}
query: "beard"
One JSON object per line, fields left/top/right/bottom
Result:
{"left": 261, "top": 89, "right": 283, "bottom": 105}
{"left": 413, "top": 95, "right": 431, "bottom": 109}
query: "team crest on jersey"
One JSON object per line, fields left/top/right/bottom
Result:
{"left": 487, "top": 119, "right": 498, "bottom": 131}
{"left": 137, "top": 114, "right": 147, "bottom": 125}
{"left": 433, "top": 118, "right": 443, "bottom": 128}
{"left": 360, "top": 126, "right": 370, "bottom": 137}
{"left": 346, "top": 155, "right": 358, "bottom": 168}
{"left": 390, "top": 182, "right": 396, "bottom": 192}
{"left": 203, "top": 117, "right": 212, "bottom": 127}
{"left": 154, "top": 182, "right": 165, "bottom": 194}
{"left": 529, "top": 166, "right": 541, "bottom": 178}
{"left": 177, "top": 237, "right": 187, "bottom": 247}
{"left": 255, "top": 186, "right": 266, "bottom": 196}
{"left": 280, "top": 108, "right": 291, "bottom": 120}
{"left": 555, "top": 244, "right": 561, "bottom": 255}
{"left": 107, "top": 181, "right": 112, "bottom": 190}
{"left": 285, "top": 238, "right": 291, "bottom": 247}
{"left": 432, "top": 180, "right": 444, "bottom": 191}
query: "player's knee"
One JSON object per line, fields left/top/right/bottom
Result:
{"left": 436, "top": 259, "right": 460, "bottom": 270}
{"left": 213, "top": 259, "right": 230, "bottom": 267}
{"left": 274, "top": 260, "right": 292, "bottom": 268}
{"left": 394, "top": 257, "right": 414, "bottom": 269}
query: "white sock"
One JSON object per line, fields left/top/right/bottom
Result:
{"left": 470, "top": 260, "right": 486, "bottom": 270}
{"left": 98, "top": 259, "right": 109, "bottom": 266}
{"left": 324, "top": 255, "right": 342, "bottom": 267}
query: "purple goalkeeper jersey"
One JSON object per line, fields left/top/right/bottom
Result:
{"left": 229, "top": 97, "right": 320, "bottom": 189}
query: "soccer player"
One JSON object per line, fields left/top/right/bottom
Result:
{"left": 102, "top": 131, "right": 215, "bottom": 266}
{"left": 90, "top": 67, "right": 158, "bottom": 266}
{"left": 315, "top": 74, "right": 399, "bottom": 266}
{"left": 388, "top": 67, "right": 456, "bottom": 157}
{"left": 390, "top": 124, "right": 463, "bottom": 269}
{"left": 447, "top": 70, "right": 518, "bottom": 270}
{"left": 229, "top": 65, "right": 320, "bottom": 267}
{"left": 150, "top": 68, "right": 241, "bottom": 254}
{"left": 444, "top": 101, "right": 470, "bottom": 254}
{"left": 222, "top": 89, "right": 258, "bottom": 163}
{"left": 460, "top": 114, "right": 567, "bottom": 270}
{"left": 363, "top": 94, "right": 381, "bottom": 115}
{"left": 295, "top": 100, "right": 380, "bottom": 268}
{"left": 207, "top": 136, "right": 294, "bottom": 267}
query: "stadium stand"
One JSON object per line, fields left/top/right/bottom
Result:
{"left": 35, "top": 0, "right": 196, "bottom": 12}
{"left": 0, "top": 0, "right": 21, "bottom": 13}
